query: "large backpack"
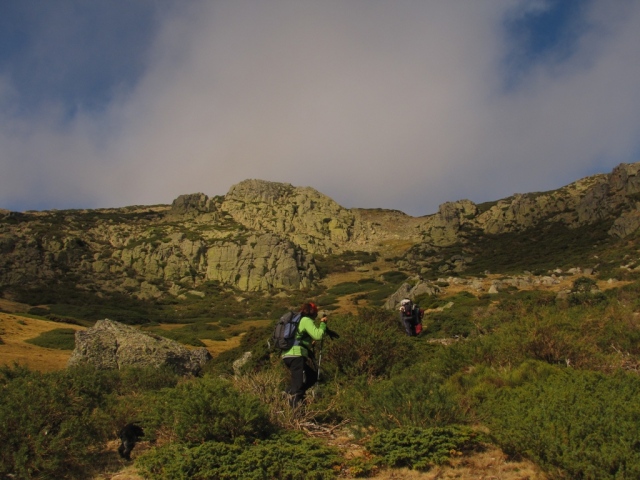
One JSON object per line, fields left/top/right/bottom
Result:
{"left": 411, "top": 304, "right": 424, "bottom": 325}
{"left": 270, "top": 311, "right": 303, "bottom": 350}
{"left": 412, "top": 303, "right": 424, "bottom": 335}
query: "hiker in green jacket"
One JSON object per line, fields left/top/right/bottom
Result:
{"left": 282, "top": 302, "right": 327, "bottom": 407}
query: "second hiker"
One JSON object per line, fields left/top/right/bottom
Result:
{"left": 399, "top": 298, "right": 416, "bottom": 336}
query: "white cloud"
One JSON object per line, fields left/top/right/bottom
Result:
{"left": 1, "top": 0, "right": 640, "bottom": 216}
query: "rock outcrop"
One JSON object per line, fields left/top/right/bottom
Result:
{"left": 414, "top": 162, "right": 640, "bottom": 246}
{"left": 221, "top": 179, "right": 423, "bottom": 253}
{"left": 67, "top": 319, "right": 211, "bottom": 375}
{"left": 2, "top": 162, "right": 640, "bottom": 297}
{"left": 384, "top": 281, "right": 441, "bottom": 310}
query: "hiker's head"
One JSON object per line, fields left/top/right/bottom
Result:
{"left": 300, "top": 302, "right": 319, "bottom": 319}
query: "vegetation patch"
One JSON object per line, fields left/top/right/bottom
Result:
{"left": 25, "top": 328, "right": 77, "bottom": 350}
{"left": 366, "top": 425, "right": 481, "bottom": 471}
{"left": 144, "top": 323, "right": 227, "bottom": 346}
{"left": 314, "top": 250, "right": 379, "bottom": 276}
{"left": 136, "top": 432, "right": 341, "bottom": 480}
{"left": 478, "top": 364, "right": 640, "bottom": 479}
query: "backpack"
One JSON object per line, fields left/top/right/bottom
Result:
{"left": 411, "top": 304, "right": 424, "bottom": 326}
{"left": 270, "top": 311, "right": 303, "bottom": 350}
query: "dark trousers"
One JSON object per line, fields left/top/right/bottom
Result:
{"left": 402, "top": 316, "right": 416, "bottom": 336}
{"left": 284, "top": 356, "right": 318, "bottom": 407}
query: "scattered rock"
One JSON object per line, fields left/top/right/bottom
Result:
{"left": 67, "top": 319, "right": 211, "bottom": 375}
{"left": 233, "top": 351, "right": 253, "bottom": 377}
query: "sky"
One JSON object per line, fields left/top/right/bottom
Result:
{"left": 1, "top": 0, "right": 640, "bottom": 217}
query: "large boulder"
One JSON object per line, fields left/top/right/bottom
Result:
{"left": 384, "top": 283, "right": 413, "bottom": 310}
{"left": 67, "top": 319, "right": 211, "bottom": 375}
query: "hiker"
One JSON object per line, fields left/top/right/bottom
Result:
{"left": 399, "top": 298, "right": 416, "bottom": 336}
{"left": 282, "top": 302, "right": 327, "bottom": 407}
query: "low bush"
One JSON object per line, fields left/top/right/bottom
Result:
{"left": 137, "top": 432, "right": 341, "bottom": 480}
{"left": 381, "top": 270, "right": 409, "bottom": 283}
{"left": 478, "top": 364, "right": 640, "bottom": 479}
{"left": 141, "top": 376, "right": 274, "bottom": 444}
{"left": 323, "top": 308, "right": 416, "bottom": 380}
{"left": 424, "top": 291, "right": 490, "bottom": 338}
{"left": 116, "top": 365, "right": 181, "bottom": 393}
{"left": 340, "top": 363, "right": 464, "bottom": 432}
{"left": 0, "top": 366, "right": 113, "bottom": 479}
{"left": 465, "top": 297, "right": 640, "bottom": 371}
{"left": 366, "top": 425, "right": 481, "bottom": 471}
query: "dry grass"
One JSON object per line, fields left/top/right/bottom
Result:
{"left": 0, "top": 312, "right": 85, "bottom": 371}
{"left": 367, "top": 446, "right": 548, "bottom": 479}
{"left": 0, "top": 309, "right": 271, "bottom": 372}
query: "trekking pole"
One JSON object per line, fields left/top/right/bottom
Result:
{"left": 316, "top": 339, "right": 323, "bottom": 383}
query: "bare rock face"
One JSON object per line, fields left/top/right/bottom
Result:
{"left": 67, "top": 319, "right": 211, "bottom": 375}
{"left": 384, "top": 281, "right": 441, "bottom": 310}
{"left": 221, "top": 179, "right": 358, "bottom": 254}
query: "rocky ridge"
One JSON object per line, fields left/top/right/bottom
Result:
{"left": 1, "top": 162, "right": 640, "bottom": 298}
{"left": 417, "top": 162, "right": 640, "bottom": 246}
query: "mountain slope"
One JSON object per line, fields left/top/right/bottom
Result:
{"left": 1, "top": 162, "right": 640, "bottom": 303}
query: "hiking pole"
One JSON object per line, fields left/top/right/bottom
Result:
{"left": 309, "top": 339, "right": 323, "bottom": 400}
{"left": 316, "top": 339, "right": 323, "bottom": 383}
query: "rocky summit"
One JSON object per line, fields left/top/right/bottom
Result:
{"left": 1, "top": 162, "right": 640, "bottom": 299}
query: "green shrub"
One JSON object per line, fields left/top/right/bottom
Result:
{"left": 366, "top": 425, "right": 480, "bottom": 471}
{"left": 323, "top": 308, "right": 416, "bottom": 380}
{"left": 478, "top": 365, "right": 640, "bottom": 479}
{"left": 424, "top": 291, "right": 490, "bottom": 338}
{"left": 327, "top": 282, "right": 368, "bottom": 297}
{"left": 144, "top": 321, "right": 230, "bottom": 346}
{"left": 464, "top": 296, "right": 640, "bottom": 370}
{"left": 27, "top": 307, "right": 49, "bottom": 317}
{"left": 0, "top": 366, "right": 113, "bottom": 479}
{"left": 25, "top": 328, "right": 77, "bottom": 350}
{"left": 142, "top": 376, "right": 274, "bottom": 444}
{"left": 314, "top": 250, "right": 378, "bottom": 276}
{"left": 116, "top": 365, "right": 181, "bottom": 393}
{"left": 136, "top": 432, "right": 341, "bottom": 480}
{"left": 381, "top": 270, "right": 409, "bottom": 283}
{"left": 340, "top": 363, "right": 464, "bottom": 432}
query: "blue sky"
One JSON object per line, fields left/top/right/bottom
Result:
{"left": 1, "top": 0, "right": 639, "bottom": 216}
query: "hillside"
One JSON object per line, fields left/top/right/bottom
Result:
{"left": 1, "top": 162, "right": 640, "bottom": 308}
{"left": 2, "top": 163, "right": 640, "bottom": 479}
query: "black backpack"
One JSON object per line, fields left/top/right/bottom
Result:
{"left": 270, "top": 311, "right": 303, "bottom": 350}
{"left": 411, "top": 304, "right": 424, "bottom": 326}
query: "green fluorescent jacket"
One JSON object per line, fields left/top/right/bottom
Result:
{"left": 281, "top": 316, "right": 327, "bottom": 358}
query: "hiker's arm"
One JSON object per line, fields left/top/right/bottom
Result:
{"left": 300, "top": 316, "right": 327, "bottom": 341}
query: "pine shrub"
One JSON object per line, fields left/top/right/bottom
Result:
{"left": 323, "top": 307, "right": 416, "bottom": 380}
{"left": 0, "top": 366, "right": 113, "bottom": 479}
{"left": 340, "top": 363, "right": 464, "bottom": 431}
{"left": 478, "top": 364, "right": 640, "bottom": 479}
{"left": 365, "top": 425, "right": 480, "bottom": 471}
{"left": 136, "top": 432, "right": 341, "bottom": 480}
{"left": 141, "top": 376, "right": 274, "bottom": 444}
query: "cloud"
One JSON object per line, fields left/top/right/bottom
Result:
{"left": 1, "top": 0, "right": 640, "bottom": 216}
